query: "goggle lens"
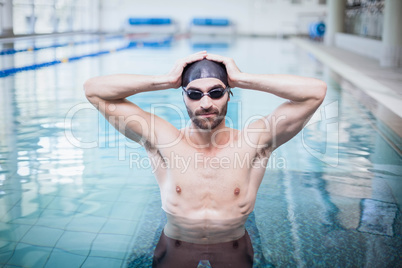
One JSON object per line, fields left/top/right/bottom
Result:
{"left": 188, "top": 91, "right": 203, "bottom": 100}
{"left": 209, "top": 89, "right": 225, "bottom": 99}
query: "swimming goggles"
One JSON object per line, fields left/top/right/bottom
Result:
{"left": 182, "top": 87, "right": 231, "bottom": 100}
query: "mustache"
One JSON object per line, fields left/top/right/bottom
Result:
{"left": 195, "top": 108, "right": 219, "bottom": 116}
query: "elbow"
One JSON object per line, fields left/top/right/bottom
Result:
{"left": 315, "top": 80, "right": 327, "bottom": 104}
{"left": 320, "top": 81, "right": 327, "bottom": 102}
{"left": 83, "top": 77, "right": 97, "bottom": 100}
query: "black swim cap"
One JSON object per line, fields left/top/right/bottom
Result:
{"left": 182, "top": 59, "right": 229, "bottom": 88}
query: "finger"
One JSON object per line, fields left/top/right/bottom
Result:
{"left": 188, "top": 51, "right": 207, "bottom": 61}
{"left": 183, "top": 52, "right": 206, "bottom": 65}
{"left": 191, "top": 51, "right": 207, "bottom": 59}
{"left": 205, "top": 53, "right": 226, "bottom": 63}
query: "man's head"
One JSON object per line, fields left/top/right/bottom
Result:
{"left": 182, "top": 59, "right": 229, "bottom": 88}
{"left": 181, "top": 59, "right": 231, "bottom": 130}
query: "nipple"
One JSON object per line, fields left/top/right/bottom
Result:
{"left": 234, "top": 187, "right": 240, "bottom": 195}
{"left": 176, "top": 186, "right": 181, "bottom": 194}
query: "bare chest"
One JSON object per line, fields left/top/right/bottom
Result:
{"left": 154, "top": 147, "right": 263, "bottom": 216}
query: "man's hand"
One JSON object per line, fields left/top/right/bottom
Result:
{"left": 167, "top": 51, "right": 208, "bottom": 88}
{"left": 205, "top": 53, "right": 242, "bottom": 88}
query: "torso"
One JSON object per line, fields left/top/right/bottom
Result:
{"left": 147, "top": 128, "right": 270, "bottom": 243}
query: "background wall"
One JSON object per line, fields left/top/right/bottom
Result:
{"left": 100, "top": 0, "right": 327, "bottom": 35}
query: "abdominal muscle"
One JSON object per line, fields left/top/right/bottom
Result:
{"left": 158, "top": 173, "right": 256, "bottom": 244}
{"left": 162, "top": 208, "right": 249, "bottom": 244}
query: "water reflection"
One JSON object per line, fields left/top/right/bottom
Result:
{"left": 153, "top": 229, "right": 253, "bottom": 267}
{"left": 128, "top": 210, "right": 272, "bottom": 267}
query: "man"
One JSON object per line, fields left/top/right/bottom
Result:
{"left": 84, "top": 51, "right": 327, "bottom": 267}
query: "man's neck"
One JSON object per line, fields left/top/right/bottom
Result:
{"left": 186, "top": 122, "right": 230, "bottom": 151}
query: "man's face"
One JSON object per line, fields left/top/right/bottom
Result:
{"left": 183, "top": 78, "right": 230, "bottom": 130}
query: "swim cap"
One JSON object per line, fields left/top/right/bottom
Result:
{"left": 182, "top": 59, "right": 229, "bottom": 88}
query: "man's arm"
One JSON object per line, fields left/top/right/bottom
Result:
{"left": 84, "top": 51, "right": 208, "bottom": 149}
{"left": 206, "top": 53, "right": 327, "bottom": 150}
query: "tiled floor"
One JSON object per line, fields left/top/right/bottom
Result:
{"left": 0, "top": 194, "right": 144, "bottom": 267}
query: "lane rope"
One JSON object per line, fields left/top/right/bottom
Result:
{"left": 0, "top": 36, "right": 173, "bottom": 78}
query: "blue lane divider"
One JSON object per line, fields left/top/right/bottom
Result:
{"left": 0, "top": 35, "right": 123, "bottom": 56}
{"left": 192, "top": 18, "right": 230, "bottom": 26}
{"left": 0, "top": 36, "right": 173, "bottom": 78}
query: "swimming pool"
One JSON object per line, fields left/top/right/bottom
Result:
{"left": 0, "top": 35, "right": 401, "bottom": 267}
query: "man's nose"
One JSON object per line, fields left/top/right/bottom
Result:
{"left": 200, "top": 95, "right": 212, "bottom": 110}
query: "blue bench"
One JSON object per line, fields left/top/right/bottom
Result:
{"left": 128, "top": 18, "right": 172, "bottom": 25}
{"left": 192, "top": 18, "right": 230, "bottom": 27}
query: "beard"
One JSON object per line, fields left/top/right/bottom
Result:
{"left": 186, "top": 102, "right": 228, "bottom": 130}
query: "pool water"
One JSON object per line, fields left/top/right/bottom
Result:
{"left": 0, "top": 35, "right": 401, "bottom": 267}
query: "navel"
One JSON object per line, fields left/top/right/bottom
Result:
{"left": 176, "top": 185, "right": 181, "bottom": 194}
{"left": 234, "top": 187, "right": 240, "bottom": 196}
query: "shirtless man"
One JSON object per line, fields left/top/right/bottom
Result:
{"left": 84, "top": 51, "right": 327, "bottom": 267}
